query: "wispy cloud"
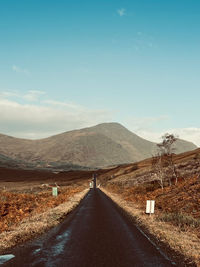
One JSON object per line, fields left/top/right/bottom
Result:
{"left": 132, "top": 32, "right": 156, "bottom": 51}
{"left": 0, "top": 91, "right": 19, "bottom": 98}
{"left": 12, "top": 65, "right": 30, "bottom": 76}
{"left": 123, "top": 116, "right": 200, "bottom": 146}
{"left": 0, "top": 90, "right": 45, "bottom": 102}
{"left": 0, "top": 91, "right": 112, "bottom": 139}
{"left": 43, "top": 100, "right": 83, "bottom": 110}
{"left": 23, "top": 90, "right": 46, "bottom": 101}
{"left": 124, "top": 115, "right": 169, "bottom": 130}
{"left": 117, "top": 8, "right": 126, "bottom": 17}
{"left": 133, "top": 128, "right": 200, "bottom": 147}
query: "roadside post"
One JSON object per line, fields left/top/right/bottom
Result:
{"left": 146, "top": 200, "right": 155, "bottom": 216}
{"left": 52, "top": 187, "right": 58, "bottom": 197}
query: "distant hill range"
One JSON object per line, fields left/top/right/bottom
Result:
{"left": 0, "top": 123, "right": 197, "bottom": 169}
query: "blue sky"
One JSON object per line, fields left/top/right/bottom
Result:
{"left": 0, "top": 0, "right": 200, "bottom": 145}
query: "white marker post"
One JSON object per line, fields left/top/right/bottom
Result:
{"left": 52, "top": 187, "right": 58, "bottom": 197}
{"left": 146, "top": 200, "right": 155, "bottom": 215}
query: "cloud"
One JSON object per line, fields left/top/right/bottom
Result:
{"left": 169, "top": 128, "right": 200, "bottom": 147}
{"left": 117, "top": 8, "right": 126, "bottom": 17}
{"left": 134, "top": 128, "right": 200, "bottom": 147}
{"left": 1, "top": 91, "right": 199, "bottom": 146}
{"left": 43, "top": 100, "right": 83, "bottom": 110}
{"left": 123, "top": 116, "right": 200, "bottom": 146}
{"left": 23, "top": 90, "right": 46, "bottom": 101}
{"left": 132, "top": 32, "right": 156, "bottom": 50}
{"left": 124, "top": 115, "right": 169, "bottom": 131}
{"left": 0, "top": 93, "right": 112, "bottom": 139}
{"left": 0, "top": 91, "right": 19, "bottom": 98}
{"left": 0, "top": 90, "right": 45, "bottom": 102}
{"left": 12, "top": 65, "right": 30, "bottom": 76}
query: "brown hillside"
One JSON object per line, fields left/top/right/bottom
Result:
{"left": 99, "top": 147, "right": 200, "bottom": 187}
{"left": 0, "top": 123, "right": 197, "bottom": 168}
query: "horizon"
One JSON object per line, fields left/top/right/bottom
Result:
{"left": 0, "top": 121, "right": 198, "bottom": 147}
{"left": 0, "top": 1, "right": 200, "bottom": 145}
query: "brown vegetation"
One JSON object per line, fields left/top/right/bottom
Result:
{"left": 99, "top": 147, "right": 200, "bottom": 187}
{"left": 0, "top": 165, "right": 98, "bottom": 251}
{"left": 105, "top": 176, "right": 200, "bottom": 225}
{"left": 0, "top": 188, "right": 89, "bottom": 252}
{"left": 0, "top": 186, "right": 83, "bottom": 233}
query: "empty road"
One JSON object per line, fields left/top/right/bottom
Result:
{"left": 4, "top": 189, "right": 174, "bottom": 267}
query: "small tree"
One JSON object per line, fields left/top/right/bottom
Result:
{"left": 157, "top": 133, "right": 178, "bottom": 186}
{"left": 157, "top": 133, "right": 177, "bottom": 155}
{"left": 151, "top": 154, "right": 165, "bottom": 190}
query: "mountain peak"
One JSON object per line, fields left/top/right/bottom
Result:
{"left": 91, "top": 122, "right": 125, "bottom": 129}
{"left": 0, "top": 123, "right": 197, "bottom": 168}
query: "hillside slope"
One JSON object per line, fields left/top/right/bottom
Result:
{"left": 0, "top": 123, "right": 197, "bottom": 168}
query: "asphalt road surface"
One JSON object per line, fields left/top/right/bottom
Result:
{"left": 3, "top": 189, "right": 175, "bottom": 267}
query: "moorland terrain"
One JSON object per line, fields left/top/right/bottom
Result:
{"left": 0, "top": 124, "right": 199, "bottom": 265}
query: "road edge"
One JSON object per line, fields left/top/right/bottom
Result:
{"left": 100, "top": 187, "right": 197, "bottom": 267}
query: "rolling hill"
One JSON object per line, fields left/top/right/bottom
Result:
{"left": 0, "top": 123, "right": 197, "bottom": 168}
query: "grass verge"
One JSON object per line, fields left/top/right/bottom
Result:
{"left": 158, "top": 212, "right": 200, "bottom": 230}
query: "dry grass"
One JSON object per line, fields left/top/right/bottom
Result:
{"left": 101, "top": 186, "right": 200, "bottom": 266}
{"left": 0, "top": 188, "right": 89, "bottom": 252}
{"left": 0, "top": 186, "right": 85, "bottom": 232}
{"left": 106, "top": 176, "right": 200, "bottom": 220}
{"left": 99, "top": 149, "right": 200, "bottom": 187}
{"left": 158, "top": 212, "right": 200, "bottom": 229}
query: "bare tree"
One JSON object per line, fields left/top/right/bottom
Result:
{"left": 157, "top": 133, "right": 177, "bottom": 155}
{"left": 151, "top": 154, "right": 165, "bottom": 190}
{"left": 157, "top": 133, "right": 178, "bottom": 186}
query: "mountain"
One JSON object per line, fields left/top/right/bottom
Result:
{"left": 0, "top": 123, "right": 197, "bottom": 168}
{"left": 0, "top": 154, "right": 22, "bottom": 168}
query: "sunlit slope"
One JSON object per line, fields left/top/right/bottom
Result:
{"left": 0, "top": 123, "right": 197, "bottom": 168}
